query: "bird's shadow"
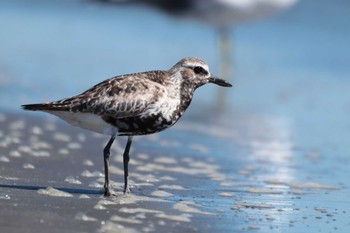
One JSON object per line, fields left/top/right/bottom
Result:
{"left": 0, "top": 183, "right": 102, "bottom": 196}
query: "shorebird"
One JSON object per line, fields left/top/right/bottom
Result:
{"left": 22, "top": 57, "right": 232, "bottom": 196}
{"left": 96, "top": 1, "right": 296, "bottom": 88}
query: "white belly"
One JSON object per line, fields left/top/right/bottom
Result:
{"left": 47, "top": 111, "right": 117, "bottom": 135}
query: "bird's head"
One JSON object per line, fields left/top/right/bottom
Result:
{"left": 169, "top": 57, "right": 232, "bottom": 89}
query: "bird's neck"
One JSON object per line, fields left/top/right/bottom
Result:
{"left": 161, "top": 71, "right": 197, "bottom": 118}
{"left": 178, "top": 81, "right": 196, "bottom": 115}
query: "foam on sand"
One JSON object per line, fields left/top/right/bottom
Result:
{"left": 75, "top": 212, "right": 97, "bottom": 221}
{"left": 37, "top": 187, "right": 73, "bottom": 197}
{"left": 173, "top": 201, "right": 215, "bottom": 216}
{"left": 150, "top": 190, "right": 173, "bottom": 198}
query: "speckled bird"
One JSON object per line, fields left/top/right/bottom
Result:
{"left": 22, "top": 57, "right": 232, "bottom": 196}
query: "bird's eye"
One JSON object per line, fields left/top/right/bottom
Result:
{"left": 193, "top": 66, "right": 204, "bottom": 74}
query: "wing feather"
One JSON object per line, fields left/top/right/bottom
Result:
{"left": 46, "top": 74, "right": 166, "bottom": 118}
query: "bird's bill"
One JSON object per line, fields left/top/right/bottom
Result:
{"left": 208, "top": 77, "right": 232, "bottom": 87}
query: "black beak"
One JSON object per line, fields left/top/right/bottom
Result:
{"left": 208, "top": 76, "right": 232, "bottom": 87}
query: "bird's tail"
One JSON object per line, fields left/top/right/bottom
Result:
{"left": 21, "top": 103, "right": 69, "bottom": 111}
{"left": 22, "top": 103, "right": 50, "bottom": 111}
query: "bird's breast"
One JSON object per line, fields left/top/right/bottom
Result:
{"left": 107, "top": 97, "right": 184, "bottom": 136}
{"left": 110, "top": 113, "right": 177, "bottom": 136}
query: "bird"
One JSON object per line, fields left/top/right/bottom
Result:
{"left": 108, "top": 0, "right": 297, "bottom": 25}
{"left": 95, "top": 0, "right": 297, "bottom": 108}
{"left": 22, "top": 57, "right": 232, "bottom": 196}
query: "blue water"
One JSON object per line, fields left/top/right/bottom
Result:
{"left": 1, "top": 0, "right": 349, "bottom": 113}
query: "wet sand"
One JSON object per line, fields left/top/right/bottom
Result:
{"left": 0, "top": 110, "right": 349, "bottom": 233}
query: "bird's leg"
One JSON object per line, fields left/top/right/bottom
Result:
{"left": 103, "top": 135, "right": 116, "bottom": 197}
{"left": 123, "top": 136, "right": 133, "bottom": 194}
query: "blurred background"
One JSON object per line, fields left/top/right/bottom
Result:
{"left": 0, "top": 0, "right": 349, "bottom": 112}
{"left": 1, "top": 0, "right": 350, "bottom": 145}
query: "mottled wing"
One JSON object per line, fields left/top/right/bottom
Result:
{"left": 24, "top": 73, "right": 167, "bottom": 119}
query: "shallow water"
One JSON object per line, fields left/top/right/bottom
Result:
{"left": 0, "top": 108, "right": 349, "bottom": 232}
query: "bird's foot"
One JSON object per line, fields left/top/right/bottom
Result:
{"left": 103, "top": 187, "right": 114, "bottom": 197}
{"left": 123, "top": 186, "right": 130, "bottom": 196}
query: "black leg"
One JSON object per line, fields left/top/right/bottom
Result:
{"left": 103, "top": 135, "right": 116, "bottom": 197}
{"left": 123, "top": 136, "right": 133, "bottom": 194}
